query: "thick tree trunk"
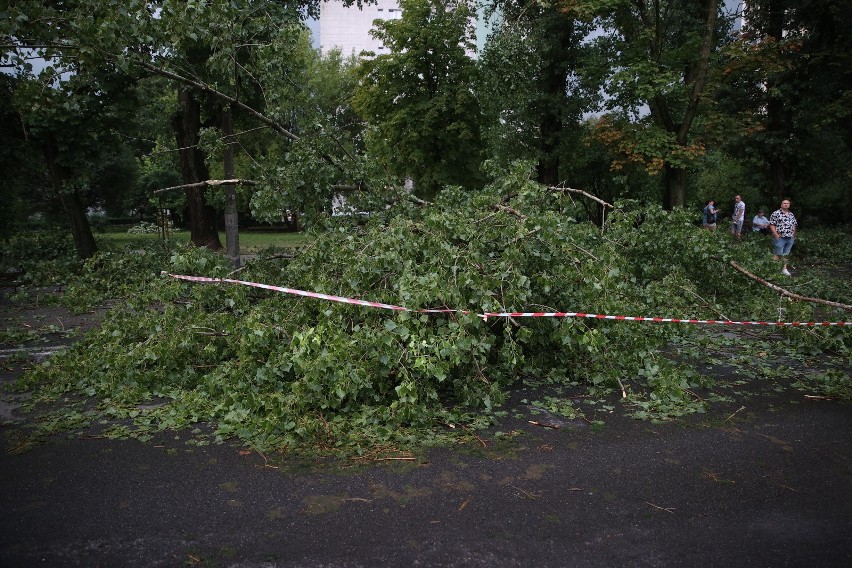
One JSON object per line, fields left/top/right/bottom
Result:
{"left": 765, "top": 86, "right": 789, "bottom": 201}
{"left": 43, "top": 144, "right": 97, "bottom": 260}
{"left": 765, "top": 0, "right": 789, "bottom": 200}
{"left": 536, "top": 116, "right": 561, "bottom": 187}
{"left": 645, "top": 0, "right": 717, "bottom": 211}
{"left": 664, "top": 164, "right": 687, "bottom": 210}
{"left": 768, "top": 141, "right": 786, "bottom": 200}
{"left": 535, "top": 13, "right": 581, "bottom": 187}
{"left": 59, "top": 190, "right": 98, "bottom": 260}
{"left": 172, "top": 88, "right": 222, "bottom": 250}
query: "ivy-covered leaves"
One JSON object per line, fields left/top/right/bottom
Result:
{"left": 8, "top": 166, "right": 851, "bottom": 455}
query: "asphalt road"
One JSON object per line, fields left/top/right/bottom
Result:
{"left": 1, "top": 391, "right": 850, "bottom": 567}
{"left": 1, "top": 289, "right": 851, "bottom": 567}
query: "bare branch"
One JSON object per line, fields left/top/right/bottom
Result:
{"left": 549, "top": 186, "right": 614, "bottom": 209}
{"left": 135, "top": 60, "right": 301, "bottom": 143}
{"left": 492, "top": 204, "right": 528, "bottom": 220}
{"left": 729, "top": 261, "right": 852, "bottom": 312}
{"left": 153, "top": 179, "right": 258, "bottom": 195}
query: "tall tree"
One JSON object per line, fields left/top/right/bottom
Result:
{"left": 478, "top": 2, "right": 594, "bottom": 186}
{"left": 725, "top": 0, "right": 852, "bottom": 218}
{"left": 577, "top": 0, "right": 731, "bottom": 208}
{"left": 0, "top": 74, "right": 40, "bottom": 240}
{"left": 2, "top": 59, "right": 141, "bottom": 259}
{"left": 2, "top": 0, "right": 366, "bottom": 247}
{"left": 353, "top": 0, "right": 485, "bottom": 198}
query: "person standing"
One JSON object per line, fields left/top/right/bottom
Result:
{"left": 752, "top": 209, "right": 770, "bottom": 234}
{"left": 731, "top": 195, "right": 745, "bottom": 239}
{"left": 769, "top": 198, "right": 797, "bottom": 276}
{"left": 703, "top": 200, "right": 719, "bottom": 232}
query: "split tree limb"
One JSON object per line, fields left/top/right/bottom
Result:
{"left": 136, "top": 60, "right": 302, "bottom": 143}
{"left": 493, "top": 204, "right": 527, "bottom": 220}
{"left": 549, "top": 185, "right": 614, "bottom": 209}
{"left": 729, "top": 261, "right": 852, "bottom": 312}
{"left": 153, "top": 179, "right": 258, "bottom": 195}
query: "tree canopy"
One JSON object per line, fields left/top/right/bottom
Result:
{"left": 353, "top": 0, "right": 485, "bottom": 198}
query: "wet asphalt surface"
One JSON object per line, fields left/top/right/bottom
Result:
{"left": 1, "top": 290, "right": 851, "bottom": 567}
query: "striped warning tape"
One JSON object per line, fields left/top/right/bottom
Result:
{"left": 165, "top": 273, "right": 460, "bottom": 314}
{"left": 164, "top": 273, "right": 849, "bottom": 328}
{"left": 480, "top": 312, "right": 847, "bottom": 327}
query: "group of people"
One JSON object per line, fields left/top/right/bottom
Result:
{"left": 703, "top": 196, "right": 797, "bottom": 276}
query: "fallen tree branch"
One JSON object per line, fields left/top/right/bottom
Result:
{"left": 136, "top": 60, "right": 302, "bottom": 143}
{"left": 549, "top": 185, "right": 614, "bottom": 209}
{"left": 679, "top": 285, "right": 732, "bottom": 322}
{"left": 493, "top": 204, "right": 527, "bottom": 220}
{"left": 528, "top": 420, "right": 559, "bottom": 429}
{"left": 153, "top": 179, "right": 258, "bottom": 195}
{"left": 729, "top": 261, "right": 852, "bottom": 312}
{"left": 645, "top": 501, "right": 675, "bottom": 514}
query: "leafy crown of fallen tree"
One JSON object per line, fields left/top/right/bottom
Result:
{"left": 15, "top": 164, "right": 851, "bottom": 453}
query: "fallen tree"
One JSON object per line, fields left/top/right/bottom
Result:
{"left": 729, "top": 261, "right": 852, "bottom": 312}
{"left": 12, "top": 167, "right": 852, "bottom": 454}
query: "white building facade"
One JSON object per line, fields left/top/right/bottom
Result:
{"left": 319, "top": 0, "right": 403, "bottom": 56}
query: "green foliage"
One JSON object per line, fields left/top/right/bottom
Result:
{"left": 12, "top": 164, "right": 848, "bottom": 456}
{"left": 353, "top": 0, "right": 485, "bottom": 198}
{"left": 708, "top": 0, "right": 852, "bottom": 224}
{"left": 3, "top": 0, "right": 851, "bottom": 456}
{"left": 794, "top": 226, "right": 852, "bottom": 265}
{"left": 793, "top": 370, "right": 852, "bottom": 400}
{"left": 127, "top": 221, "right": 164, "bottom": 235}
{"left": 0, "top": 229, "right": 81, "bottom": 286}
{"left": 476, "top": 2, "right": 594, "bottom": 184}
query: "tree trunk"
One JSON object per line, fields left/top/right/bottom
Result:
{"left": 222, "top": 106, "right": 240, "bottom": 267}
{"left": 172, "top": 88, "right": 222, "bottom": 250}
{"left": 768, "top": 142, "right": 786, "bottom": 200}
{"left": 535, "top": 13, "right": 581, "bottom": 187}
{"left": 59, "top": 190, "right": 98, "bottom": 260}
{"left": 664, "top": 164, "right": 687, "bottom": 210}
{"left": 536, "top": 116, "right": 561, "bottom": 187}
{"left": 765, "top": 87, "right": 789, "bottom": 201}
{"left": 764, "top": 0, "right": 789, "bottom": 200}
{"left": 43, "top": 144, "right": 97, "bottom": 260}
{"left": 644, "top": 0, "right": 717, "bottom": 211}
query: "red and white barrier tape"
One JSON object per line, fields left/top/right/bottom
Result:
{"left": 165, "top": 273, "right": 461, "bottom": 314}
{"left": 165, "top": 273, "right": 849, "bottom": 328}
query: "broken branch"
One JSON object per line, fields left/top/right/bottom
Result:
{"left": 729, "top": 261, "right": 852, "bottom": 311}
{"left": 154, "top": 179, "right": 258, "bottom": 195}
{"left": 549, "top": 185, "right": 614, "bottom": 209}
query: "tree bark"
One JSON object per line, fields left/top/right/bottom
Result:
{"left": 534, "top": 12, "right": 582, "bottom": 187}
{"left": 43, "top": 143, "right": 97, "bottom": 260}
{"left": 222, "top": 105, "right": 240, "bottom": 267}
{"left": 764, "top": 0, "right": 789, "bottom": 200}
{"left": 172, "top": 88, "right": 222, "bottom": 250}
{"left": 643, "top": 0, "right": 717, "bottom": 210}
{"left": 58, "top": 189, "right": 98, "bottom": 260}
{"left": 729, "top": 261, "right": 852, "bottom": 311}
{"left": 664, "top": 164, "right": 687, "bottom": 209}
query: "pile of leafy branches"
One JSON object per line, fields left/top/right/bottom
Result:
{"left": 0, "top": 228, "right": 81, "bottom": 286}
{"left": 9, "top": 165, "right": 851, "bottom": 454}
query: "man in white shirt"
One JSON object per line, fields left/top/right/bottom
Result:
{"left": 731, "top": 195, "right": 745, "bottom": 239}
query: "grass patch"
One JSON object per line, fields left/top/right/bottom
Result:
{"left": 96, "top": 230, "right": 309, "bottom": 252}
